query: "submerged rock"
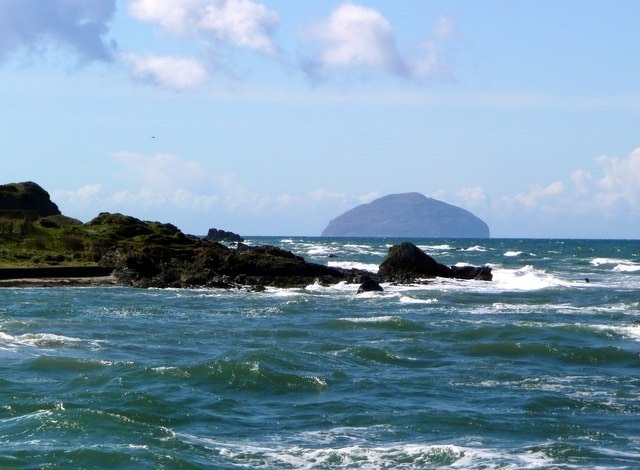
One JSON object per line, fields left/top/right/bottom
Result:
{"left": 357, "top": 278, "right": 384, "bottom": 294}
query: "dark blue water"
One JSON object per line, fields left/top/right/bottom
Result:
{"left": 1, "top": 238, "right": 639, "bottom": 468}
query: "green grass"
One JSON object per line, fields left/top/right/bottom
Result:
{"left": 0, "top": 212, "right": 197, "bottom": 268}
{"left": 0, "top": 218, "right": 92, "bottom": 267}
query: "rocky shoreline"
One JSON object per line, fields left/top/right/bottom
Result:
{"left": 0, "top": 238, "right": 491, "bottom": 291}
{"left": 0, "top": 182, "right": 492, "bottom": 291}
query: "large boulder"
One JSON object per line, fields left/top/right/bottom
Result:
{"left": 378, "top": 242, "right": 452, "bottom": 282}
{"left": 378, "top": 242, "right": 492, "bottom": 282}
{"left": 357, "top": 278, "right": 384, "bottom": 294}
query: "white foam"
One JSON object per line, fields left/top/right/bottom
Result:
{"left": 176, "top": 433, "right": 555, "bottom": 469}
{"left": 504, "top": 251, "right": 522, "bottom": 257}
{"left": 591, "top": 257, "right": 624, "bottom": 266}
{"left": 328, "top": 260, "right": 379, "bottom": 272}
{"left": 590, "top": 257, "right": 640, "bottom": 272}
{"left": 463, "top": 245, "right": 487, "bottom": 252}
{"left": 613, "top": 263, "right": 640, "bottom": 273}
{"left": 491, "top": 265, "right": 571, "bottom": 291}
{"left": 419, "top": 244, "right": 454, "bottom": 251}
{"left": 0, "top": 331, "right": 100, "bottom": 351}
{"left": 399, "top": 296, "right": 438, "bottom": 304}
{"left": 592, "top": 324, "right": 640, "bottom": 342}
{"left": 340, "top": 315, "right": 399, "bottom": 323}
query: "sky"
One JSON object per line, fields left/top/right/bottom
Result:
{"left": 1, "top": 0, "right": 639, "bottom": 238}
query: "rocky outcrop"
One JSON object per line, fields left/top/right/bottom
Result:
{"left": 0, "top": 181, "right": 61, "bottom": 217}
{"left": 88, "top": 214, "right": 365, "bottom": 288}
{"left": 0, "top": 182, "right": 494, "bottom": 290}
{"left": 322, "top": 192, "right": 490, "bottom": 238}
{"left": 206, "top": 228, "right": 244, "bottom": 243}
{"left": 378, "top": 242, "right": 492, "bottom": 282}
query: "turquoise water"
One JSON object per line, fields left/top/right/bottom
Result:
{"left": 1, "top": 238, "right": 639, "bottom": 468}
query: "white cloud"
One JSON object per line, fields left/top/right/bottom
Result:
{"left": 456, "top": 186, "right": 487, "bottom": 206}
{"left": 357, "top": 191, "right": 381, "bottom": 204}
{"left": 304, "top": 3, "right": 453, "bottom": 82}
{"left": 594, "top": 148, "right": 640, "bottom": 208}
{"left": 475, "top": 147, "right": 640, "bottom": 237}
{"left": 51, "top": 184, "right": 105, "bottom": 210}
{"left": 508, "top": 181, "right": 565, "bottom": 209}
{"left": 112, "top": 151, "right": 207, "bottom": 188}
{"left": 120, "top": 52, "right": 209, "bottom": 90}
{"left": 308, "top": 3, "right": 406, "bottom": 76}
{"left": 128, "top": 0, "right": 278, "bottom": 54}
{"left": 0, "top": 0, "right": 116, "bottom": 63}
{"left": 412, "top": 16, "right": 455, "bottom": 81}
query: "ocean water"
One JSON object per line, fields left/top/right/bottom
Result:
{"left": 1, "top": 237, "right": 639, "bottom": 469}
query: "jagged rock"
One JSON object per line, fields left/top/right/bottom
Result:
{"left": 357, "top": 278, "right": 384, "bottom": 294}
{"left": 206, "top": 228, "right": 244, "bottom": 242}
{"left": 89, "top": 214, "right": 368, "bottom": 288}
{"left": 378, "top": 242, "right": 492, "bottom": 283}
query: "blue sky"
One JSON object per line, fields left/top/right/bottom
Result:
{"left": 1, "top": 0, "right": 639, "bottom": 238}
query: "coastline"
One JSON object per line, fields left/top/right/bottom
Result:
{"left": 0, "top": 275, "right": 117, "bottom": 288}
{"left": 0, "top": 266, "right": 117, "bottom": 288}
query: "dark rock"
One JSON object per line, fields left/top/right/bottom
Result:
{"left": 206, "top": 228, "right": 243, "bottom": 242}
{"left": 91, "top": 216, "right": 369, "bottom": 289}
{"left": 357, "top": 278, "right": 384, "bottom": 294}
{"left": 450, "top": 264, "right": 493, "bottom": 281}
{"left": 378, "top": 242, "right": 492, "bottom": 283}
{"left": 0, "top": 181, "right": 61, "bottom": 217}
{"left": 322, "top": 192, "right": 489, "bottom": 238}
{"left": 378, "top": 242, "right": 453, "bottom": 282}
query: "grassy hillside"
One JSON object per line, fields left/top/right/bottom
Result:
{"left": 0, "top": 212, "right": 191, "bottom": 267}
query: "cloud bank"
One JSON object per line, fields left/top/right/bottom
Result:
{"left": 0, "top": 0, "right": 116, "bottom": 63}
{"left": 0, "top": 1, "right": 454, "bottom": 89}
{"left": 51, "top": 147, "right": 640, "bottom": 237}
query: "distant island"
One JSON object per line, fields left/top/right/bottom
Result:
{"left": 321, "top": 192, "right": 490, "bottom": 238}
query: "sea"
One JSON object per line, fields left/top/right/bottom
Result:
{"left": 1, "top": 237, "right": 639, "bottom": 469}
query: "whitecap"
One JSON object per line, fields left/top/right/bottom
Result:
{"left": 175, "top": 433, "right": 555, "bottom": 469}
{"left": 340, "top": 315, "right": 399, "bottom": 323}
{"left": 399, "top": 296, "right": 438, "bottom": 304}
{"left": 592, "top": 324, "right": 640, "bottom": 342}
{"left": 490, "top": 265, "right": 571, "bottom": 291}
{"left": 419, "top": 244, "right": 454, "bottom": 251}
{"left": 462, "top": 245, "right": 487, "bottom": 252}
{"left": 504, "top": 251, "right": 522, "bottom": 257}
{"left": 613, "top": 263, "right": 640, "bottom": 273}
{"left": 591, "top": 257, "right": 624, "bottom": 266}
{"left": 328, "top": 260, "right": 379, "bottom": 273}
{"left": 0, "top": 331, "right": 101, "bottom": 351}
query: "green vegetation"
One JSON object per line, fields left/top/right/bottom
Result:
{"left": 0, "top": 211, "right": 193, "bottom": 268}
